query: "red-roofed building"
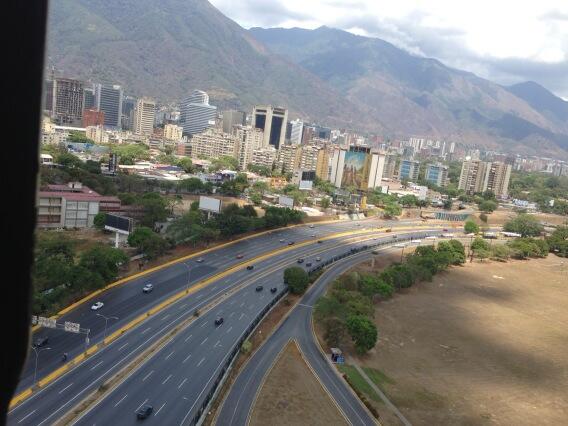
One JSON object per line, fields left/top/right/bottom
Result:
{"left": 37, "top": 182, "right": 121, "bottom": 228}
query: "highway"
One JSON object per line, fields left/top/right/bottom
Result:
{"left": 8, "top": 224, "right": 446, "bottom": 426}
{"left": 216, "top": 246, "right": 389, "bottom": 426}
{"left": 18, "top": 217, "right": 392, "bottom": 390}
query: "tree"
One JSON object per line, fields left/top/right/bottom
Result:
{"left": 443, "top": 199, "right": 453, "bottom": 210}
{"left": 547, "top": 226, "right": 568, "bottom": 257}
{"left": 79, "top": 245, "right": 128, "bottom": 282}
{"left": 179, "top": 177, "right": 206, "bottom": 193}
{"left": 176, "top": 157, "right": 194, "bottom": 173}
{"left": 320, "top": 197, "right": 331, "bottom": 209}
{"left": 139, "top": 193, "right": 169, "bottom": 228}
{"left": 478, "top": 200, "right": 497, "bottom": 213}
{"left": 464, "top": 220, "right": 479, "bottom": 234}
{"left": 346, "top": 315, "right": 378, "bottom": 354}
{"left": 283, "top": 267, "right": 310, "bottom": 294}
{"left": 247, "top": 164, "right": 272, "bottom": 176}
{"left": 490, "top": 244, "right": 511, "bottom": 261}
{"left": 382, "top": 203, "right": 401, "bottom": 218}
{"left": 111, "top": 144, "right": 150, "bottom": 164}
{"left": 471, "top": 237, "right": 490, "bottom": 251}
{"left": 475, "top": 248, "right": 491, "bottom": 262}
{"left": 399, "top": 194, "right": 418, "bottom": 207}
{"left": 56, "top": 152, "right": 83, "bottom": 169}
{"left": 503, "top": 214, "right": 544, "bottom": 237}
{"left": 68, "top": 130, "right": 95, "bottom": 144}
{"left": 128, "top": 227, "right": 168, "bottom": 259}
{"left": 323, "top": 317, "right": 346, "bottom": 347}
{"left": 93, "top": 212, "right": 106, "bottom": 230}
{"left": 210, "top": 155, "right": 239, "bottom": 171}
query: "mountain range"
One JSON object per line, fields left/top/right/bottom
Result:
{"left": 46, "top": 0, "right": 568, "bottom": 158}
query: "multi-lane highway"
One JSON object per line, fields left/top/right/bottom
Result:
{"left": 9, "top": 219, "right": 453, "bottom": 426}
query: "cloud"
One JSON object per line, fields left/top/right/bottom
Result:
{"left": 210, "top": 0, "right": 568, "bottom": 98}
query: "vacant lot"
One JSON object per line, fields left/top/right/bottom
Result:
{"left": 250, "top": 340, "right": 348, "bottom": 426}
{"left": 358, "top": 255, "right": 568, "bottom": 425}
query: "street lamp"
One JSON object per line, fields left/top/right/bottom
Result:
{"left": 31, "top": 345, "right": 50, "bottom": 388}
{"left": 96, "top": 314, "right": 118, "bottom": 343}
{"left": 182, "top": 262, "right": 191, "bottom": 293}
{"left": 400, "top": 245, "right": 405, "bottom": 263}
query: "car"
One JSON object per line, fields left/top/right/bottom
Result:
{"left": 311, "top": 234, "right": 316, "bottom": 237}
{"left": 356, "top": 223, "right": 361, "bottom": 226}
{"left": 385, "top": 228, "right": 392, "bottom": 232}
{"left": 309, "top": 224, "right": 315, "bottom": 228}
{"left": 279, "top": 239, "right": 285, "bottom": 243}
{"left": 317, "top": 240, "right": 323, "bottom": 244}
{"left": 410, "top": 239, "right": 422, "bottom": 244}
{"left": 91, "top": 301, "right": 104, "bottom": 311}
{"left": 288, "top": 241, "right": 294, "bottom": 245}
{"left": 136, "top": 404, "right": 153, "bottom": 419}
{"left": 214, "top": 317, "right": 224, "bottom": 326}
{"left": 297, "top": 258, "right": 304, "bottom": 264}
{"left": 142, "top": 284, "right": 153, "bottom": 293}
{"left": 34, "top": 336, "right": 49, "bottom": 347}
{"left": 305, "top": 262, "right": 312, "bottom": 267}
{"left": 442, "top": 233, "right": 453, "bottom": 238}
{"left": 425, "top": 236, "right": 437, "bottom": 240}
{"left": 443, "top": 228, "right": 448, "bottom": 232}
{"left": 246, "top": 265, "right": 254, "bottom": 270}
{"left": 255, "top": 285, "right": 263, "bottom": 292}
{"left": 372, "top": 250, "right": 380, "bottom": 255}
{"left": 196, "top": 258, "right": 204, "bottom": 263}
{"left": 236, "top": 253, "right": 244, "bottom": 259}
{"left": 315, "top": 257, "right": 321, "bottom": 262}
{"left": 270, "top": 287, "right": 277, "bottom": 293}
{"left": 392, "top": 234, "right": 398, "bottom": 238}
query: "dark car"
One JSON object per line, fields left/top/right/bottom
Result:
{"left": 392, "top": 234, "right": 398, "bottom": 238}
{"left": 255, "top": 285, "right": 263, "bottom": 292}
{"left": 270, "top": 287, "right": 277, "bottom": 293}
{"left": 136, "top": 405, "right": 153, "bottom": 419}
{"left": 236, "top": 253, "right": 244, "bottom": 259}
{"left": 288, "top": 241, "right": 294, "bottom": 245}
{"left": 317, "top": 240, "right": 323, "bottom": 244}
{"left": 214, "top": 317, "right": 224, "bottom": 326}
{"left": 246, "top": 265, "right": 254, "bottom": 270}
{"left": 34, "top": 336, "right": 49, "bottom": 347}
{"left": 305, "top": 262, "right": 312, "bottom": 267}
{"left": 297, "top": 258, "right": 304, "bottom": 264}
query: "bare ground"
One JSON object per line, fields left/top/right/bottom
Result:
{"left": 357, "top": 255, "right": 568, "bottom": 426}
{"left": 249, "top": 340, "right": 349, "bottom": 426}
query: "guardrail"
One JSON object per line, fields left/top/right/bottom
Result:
{"left": 188, "top": 228, "right": 448, "bottom": 425}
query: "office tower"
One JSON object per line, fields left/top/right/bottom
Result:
{"left": 43, "top": 80, "right": 54, "bottom": 112}
{"left": 94, "top": 84, "right": 123, "bottom": 128}
{"left": 83, "top": 109, "right": 105, "bottom": 127}
{"left": 483, "top": 161, "right": 512, "bottom": 197}
{"left": 121, "top": 96, "right": 136, "bottom": 130}
{"left": 222, "top": 110, "right": 246, "bottom": 134}
{"left": 289, "top": 119, "right": 303, "bottom": 145}
{"left": 164, "top": 123, "right": 183, "bottom": 141}
{"left": 252, "top": 105, "right": 288, "bottom": 150}
{"left": 458, "top": 160, "right": 488, "bottom": 194}
{"left": 425, "top": 163, "right": 449, "bottom": 187}
{"left": 399, "top": 160, "right": 420, "bottom": 181}
{"left": 180, "top": 90, "right": 217, "bottom": 136}
{"left": 84, "top": 87, "right": 95, "bottom": 110}
{"left": 52, "top": 77, "right": 85, "bottom": 126}
{"left": 133, "top": 97, "right": 156, "bottom": 136}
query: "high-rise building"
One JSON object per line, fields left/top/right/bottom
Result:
{"left": 43, "top": 79, "right": 54, "bottom": 112}
{"left": 94, "top": 84, "right": 123, "bottom": 128}
{"left": 329, "top": 147, "right": 385, "bottom": 190}
{"left": 299, "top": 145, "right": 320, "bottom": 171}
{"left": 252, "top": 105, "right": 288, "bottom": 150}
{"left": 289, "top": 119, "right": 303, "bottom": 145}
{"left": 164, "top": 123, "right": 183, "bottom": 141}
{"left": 234, "top": 126, "right": 265, "bottom": 170}
{"left": 382, "top": 155, "right": 397, "bottom": 179}
{"left": 425, "top": 163, "right": 449, "bottom": 187}
{"left": 186, "top": 128, "right": 238, "bottom": 161}
{"left": 458, "top": 160, "right": 489, "bottom": 194}
{"left": 251, "top": 147, "right": 277, "bottom": 169}
{"left": 277, "top": 144, "right": 301, "bottom": 174}
{"left": 399, "top": 160, "right": 420, "bottom": 181}
{"left": 84, "top": 87, "right": 95, "bottom": 110}
{"left": 222, "top": 110, "right": 246, "bottom": 134}
{"left": 52, "top": 77, "right": 85, "bottom": 126}
{"left": 180, "top": 90, "right": 217, "bottom": 136}
{"left": 483, "top": 161, "right": 512, "bottom": 197}
{"left": 133, "top": 97, "right": 156, "bottom": 136}
{"left": 83, "top": 109, "right": 105, "bottom": 127}
{"left": 315, "top": 146, "right": 330, "bottom": 181}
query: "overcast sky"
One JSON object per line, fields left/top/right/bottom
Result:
{"left": 210, "top": 0, "right": 568, "bottom": 99}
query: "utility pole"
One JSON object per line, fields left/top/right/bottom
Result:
{"left": 31, "top": 345, "right": 50, "bottom": 388}
{"left": 96, "top": 314, "right": 118, "bottom": 344}
{"left": 182, "top": 261, "right": 191, "bottom": 293}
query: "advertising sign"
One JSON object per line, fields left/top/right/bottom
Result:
{"left": 278, "top": 195, "right": 294, "bottom": 208}
{"left": 199, "top": 196, "right": 222, "bottom": 213}
{"left": 341, "top": 150, "right": 371, "bottom": 190}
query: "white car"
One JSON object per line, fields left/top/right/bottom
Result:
{"left": 142, "top": 284, "right": 154, "bottom": 293}
{"left": 394, "top": 243, "right": 407, "bottom": 248}
{"left": 309, "top": 224, "right": 315, "bottom": 228}
{"left": 425, "top": 236, "right": 437, "bottom": 240}
{"left": 279, "top": 239, "right": 285, "bottom": 243}
{"left": 91, "top": 301, "right": 104, "bottom": 311}
{"left": 196, "top": 258, "right": 204, "bottom": 263}
{"left": 410, "top": 239, "right": 422, "bottom": 244}
{"left": 441, "top": 233, "right": 453, "bottom": 238}
{"left": 315, "top": 257, "right": 322, "bottom": 262}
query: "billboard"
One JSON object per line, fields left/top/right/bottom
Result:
{"left": 278, "top": 195, "right": 294, "bottom": 208}
{"left": 341, "top": 150, "right": 371, "bottom": 190}
{"left": 105, "top": 214, "right": 133, "bottom": 234}
{"left": 299, "top": 180, "right": 313, "bottom": 190}
{"left": 199, "top": 196, "right": 222, "bottom": 213}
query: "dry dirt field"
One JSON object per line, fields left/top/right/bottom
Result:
{"left": 358, "top": 255, "right": 568, "bottom": 425}
{"left": 249, "top": 340, "right": 348, "bottom": 426}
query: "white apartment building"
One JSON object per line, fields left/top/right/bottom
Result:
{"left": 133, "top": 98, "right": 156, "bottom": 136}
{"left": 164, "top": 123, "right": 183, "bottom": 141}
{"left": 187, "top": 128, "right": 238, "bottom": 160}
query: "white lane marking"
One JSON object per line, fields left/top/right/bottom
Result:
{"left": 178, "top": 378, "right": 187, "bottom": 389}
{"left": 184, "top": 334, "right": 192, "bottom": 343}
{"left": 239, "top": 313, "right": 244, "bottom": 320}
{"left": 114, "top": 394, "right": 128, "bottom": 407}
{"left": 226, "top": 326, "right": 233, "bottom": 334}
{"left": 161, "top": 314, "right": 170, "bottom": 321}
{"left": 141, "top": 327, "right": 151, "bottom": 335}
{"left": 200, "top": 321, "right": 208, "bottom": 328}
{"left": 134, "top": 399, "right": 148, "bottom": 413}
{"left": 142, "top": 370, "right": 154, "bottom": 382}
{"left": 165, "top": 351, "right": 174, "bottom": 360}
{"left": 298, "top": 303, "right": 312, "bottom": 308}
{"left": 90, "top": 361, "right": 103, "bottom": 371}
{"left": 229, "top": 300, "right": 236, "bottom": 305}
{"left": 155, "top": 402, "right": 166, "bottom": 416}
{"left": 197, "top": 357, "right": 205, "bottom": 367}
{"left": 162, "top": 374, "right": 172, "bottom": 385}
{"left": 17, "top": 409, "right": 36, "bottom": 423}
{"left": 179, "top": 304, "right": 187, "bottom": 310}
{"left": 200, "top": 337, "right": 208, "bottom": 345}
{"left": 260, "top": 295, "right": 264, "bottom": 299}
{"left": 183, "top": 354, "right": 192, "bottom": 364}
{"left": 58, "top": 383, "right": 73, "bottom": 394}
{"left": 118, "top": 343, "right": 129, "bottom": 351}
{"left": 229, "top": 312, "right": 235, "bottom": 318}
{"left": 239, "top": 302, "right": 245, "bottom": 308}
{"left": 214, "top": 340, "right": 221, "bottom": 348}
{"left": 196, "top": 294, "right": 203, "bottom": 299}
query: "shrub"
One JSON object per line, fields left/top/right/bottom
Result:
{"left": 283, "top": 266, "right": 310, "bottom": 294}
{"left": 346, "top": 315, "right": 378, "bottom": 355}
{"left": 464, "top": 220, "right": 479, "bottom": 234}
